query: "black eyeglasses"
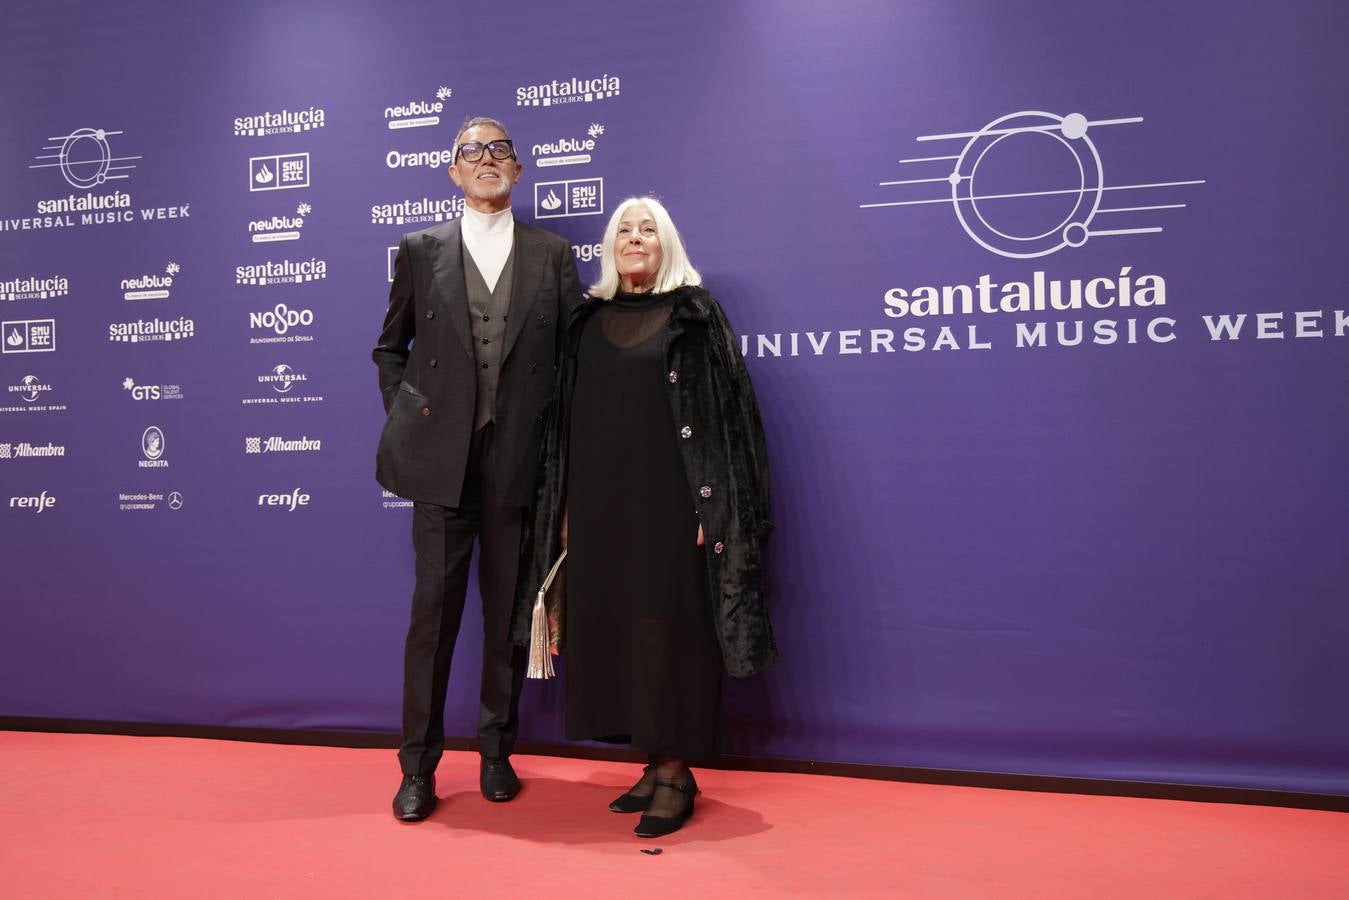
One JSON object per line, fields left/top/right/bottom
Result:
{"left": 456, "top": 140, "right": 515, "bottom": 163}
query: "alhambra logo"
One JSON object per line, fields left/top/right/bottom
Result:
{"left": 371, "top": 195, "right": 463, "bottom": 226}
{"left": 250, "top": 203, "right": 311, "bottom": 243}
{"left": 122, "top": 262, "right": 178, "bottom": 300}
{"left": 533, "top": 124, "right": 604, "bottom": 168}
{"left": 385, "top": 86, "right": 453, "bottom": 129}
{"left": 861, "top": 110, "right": 1204, "bottom": 259}
{"left": 2, "top": 273, "right": 69, "bottom": 302}
{"left": 245, "top": 435, "right": 322, "bottom": 454}
{"left": 234, "top": 105, "right": 326, "bottom": 137}
{"left": 516, "top": 74, "right": 621, "bottom": 107}
{"left": 235, "top": 257, "right": 327, "bottom": 286}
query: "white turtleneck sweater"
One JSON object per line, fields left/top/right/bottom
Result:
{"left": 460, "top": 205, "right": 515, "bottom": 292}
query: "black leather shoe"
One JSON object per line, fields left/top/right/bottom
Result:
{"left": 609, "top": 765, "right": 656, "bottom": 813}
{"left": 634, "top": 776, "right": 697, "bottom": 838}
{"left": 392, "top": 774, "right": 436, "bottom": 821}
{"left": 480, "top": 756, "right": 521, "bottom": 802}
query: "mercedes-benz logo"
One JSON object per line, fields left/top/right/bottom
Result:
{"left": 168, "top": 491, "right": 183, "bottom": 510}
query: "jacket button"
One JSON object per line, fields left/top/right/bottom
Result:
{"left": 482, "top": 314, "right": 490, "bottom": 321}
{"left": 421, "top": 407, "right": 430, "bottom": 416}
{"left": 425, "top": 310, "right": 435, "bottom": 320}
{"left": 713, "top": 542, "right": 724, "bottom": 554}
{"left": 531, "top": 363, "right": 538, "bottom": 374}
{"left": 481, "top": 362, "right": 489, "bottom": 370}
{"left": 429, "top": 358, "right": 437, "bottom": 367}
{"left": 680, "top": 425, "right": 692, "bottom": 439}
{"left": 668, "top": 370, "right": 678, "bottom": 384}
{"left": 481, "top": 337, "right": 489, "bottom": 345}
{"left": 699, "top": 485, "right": 711, "bottom": 498}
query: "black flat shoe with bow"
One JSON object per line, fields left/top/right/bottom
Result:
{"left": 634, "top": 775, "right": 697, "bottom": 838}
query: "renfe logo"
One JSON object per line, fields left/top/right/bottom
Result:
{"left": 258, "top": 488, "right": 310, "bottom": 511}
{"left": 10, "top": 491, "right": 56, "bottom": 512}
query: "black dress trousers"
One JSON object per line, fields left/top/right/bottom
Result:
{"left": 398, "top": 422, "right": 526, "bottom": 775}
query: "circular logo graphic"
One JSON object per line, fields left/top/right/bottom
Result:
{"left": 950, "top": 111, "right": 1103, "bottom": 259}
{"left": 20, "top": 375, "right": 43, "bottom": 403}
{"left": 59, "top": 128, "right": 114, "bottom": 189}
{"left": 272, "top": 363, "right": 295, "bottom": 394}
{"left": 168, "top": 491, "right": 184, "bottom": 510}
{"left": 141, "top": 426, "right": 165, "bottom": 460}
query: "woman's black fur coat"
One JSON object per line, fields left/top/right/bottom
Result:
{"left": 511, "top": 285, "right": 778, "bottom": 678}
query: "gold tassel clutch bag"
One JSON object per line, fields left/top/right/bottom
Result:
{"left": 527, "top": 548, "right": 567, "bottom": 679}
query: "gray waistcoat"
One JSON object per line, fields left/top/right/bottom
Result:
{"left": 463, "top": 241, "right": 515, "bottom": 430}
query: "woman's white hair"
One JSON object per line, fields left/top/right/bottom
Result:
{"left": 590, "top": 196, "right": 702, "bottom": 298}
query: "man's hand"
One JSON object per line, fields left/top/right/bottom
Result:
{"left": 561, "top": 508, "right": 569, "bottom": 549}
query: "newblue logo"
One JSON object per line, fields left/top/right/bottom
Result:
{"left": 250, "top": 203, "right": 310, "bottom": 243}
{"left": 385, "top": 87, "right": 452, "bottom": 129}
{"left": 534, "top": 124, "right": 604, "bottom": 168}
{"left": 122, "top": 262, "right": 178, "bottom": 300}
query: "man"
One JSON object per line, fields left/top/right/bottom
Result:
{"left": 373, "top": 116, "right": 581, "bottom": 821}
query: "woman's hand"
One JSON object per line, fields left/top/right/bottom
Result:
{"left": 696, "top": 523, "right": 704, "bottom": 547}
{"left": 561, "top": 507, "right": 569, "bottom": 549}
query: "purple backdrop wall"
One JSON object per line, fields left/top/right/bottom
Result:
{"left": 2, "top": 0, "right": 1346, "bottom": 795}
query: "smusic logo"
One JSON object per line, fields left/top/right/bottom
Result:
{"left": 249, "top": 153, "right": 310, "bottom": 192}
{"left": 3, "top": 319, "right": 56, "bottom": 354}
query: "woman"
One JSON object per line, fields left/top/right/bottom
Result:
{"left": 514, "top": 196, "right": 777, "bottom": 838}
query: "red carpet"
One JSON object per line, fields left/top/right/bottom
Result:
{"left": 0, "top": 732, "right": 1344, "bottom": 898}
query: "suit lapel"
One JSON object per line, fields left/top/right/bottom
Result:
{"left": 425, "top": 221, "right": 473, "bottom": 360}
{"left": 501, "top": 222, "right": 546, "bottom": 365}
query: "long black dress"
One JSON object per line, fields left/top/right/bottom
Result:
{"left": 565, "top": 290, "right": 724, "bottom": 760}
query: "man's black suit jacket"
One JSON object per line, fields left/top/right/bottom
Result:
{"left": 373, "top": 218, "right": 581, "bottom": 508}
